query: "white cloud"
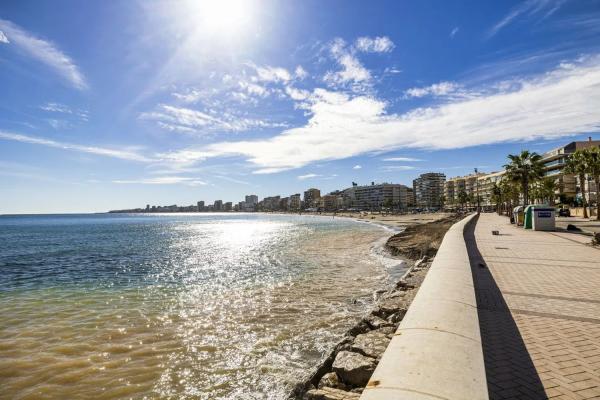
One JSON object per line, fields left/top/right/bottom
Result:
{"left": 353, "top": 165, "right": 362, "bottom": 169}
{"left": 355, "top": 36, "right": 395, "bottom": 53}
{"left": 239, "top": 81, "right": 268, "bottom": 97}
{"left": 113, "top": 176, "right": 207, "bottom": 186}
{"left": 0, "top": 30, "right": 9, "bottom": 43}
{"left": 0, "top": 131, "right": 152, "bottom": 162}
{"left": 295, "top": 65, "right": 308, "bottom": 79}
{"left": 297, "top": 173, "right": 321, "bottom": 180}
{"left": 253, "top": 64, "right": 292, "bottom": 83}
{"left": 159, "top": 56, "right": 600, "bottom": 174}
{"left": 487, "top": 0, "right": 566, "bottom": 38}
{"left": 140, "top": 104, "right": 286, "bottom": 134}
{"left": 381, "top": 165, "right": 416, "bottom": 171}
{"left": 324, "top": 46, "right": 371, "bottom": 89}
{"left": 404, "top": 81, "right": 461, "bottom": 98}
{"left": 0, "top": 19, "right": 87, "bottom": 89}
{"left": 450, "top": 27, "right": 459, "bottom": 38}
{"left": 383, "top": 157, "right": 424, "bottom": 162}
{"left": 285, "top": 86, "right": 311, "bottom": 101}
{"left": 40, "top": 102, "right": 72, "bottom": 113}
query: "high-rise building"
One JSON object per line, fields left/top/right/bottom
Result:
{"left": 303, "top": 188, "right": 321, "bottom": 209}
{"left": 214, "top": 200, "right": 223, "bottom": 211}
{"left": 352, "top": 183, "right": 413, "bottom": 210}
{"left": 245, "top": 195, "right": 258, "bottom": 205}
{"left": 541, "top": 138, "right": 600, "bottom": 202}
{"left": 289, "top": 193, "right": 301, "bottom": 210}
{"left": 197, "top": 201, "right": 205, "bottom": 212}
{"left": 224, "top": 202, "right": 232, "bottom": 211}
{"left": 413, "top": 173, "right": 446, "bottom": 209}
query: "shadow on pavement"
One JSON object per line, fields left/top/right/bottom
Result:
{"left": 465, "top": 215, "right": 548, "bottom": 400}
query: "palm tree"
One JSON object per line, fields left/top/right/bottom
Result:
{"left": 457, "top": 190, "right": 469, "bottom": 212}
{"left": 491, "top": 183, "right": 502, "bottom": 214}
{"left": 564, "top": 150, "right": 590, "bottom": 218}
{"left": 586, "top": 147, "right": 600, "bottom": 220}
{"left": 504, "top": 150, "right": 544, "bottom": 206}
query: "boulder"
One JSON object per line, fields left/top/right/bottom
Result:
{"left": 350, "top": 331, "right": 391, "bottom": 359}
{"left": 304, "top": 386, "right": 361, "bottom": 400}
{"left": 332, "top": 351, "right": 376, "bottom": 387}
{"left": 364, "top": 314, "right": 394, "bottom": 330}
{"left": 374, "top": 297, "right": 407, "bottom": 318}
{"left": 345, "top": 320, "right": 371, "bottom": 336}
{"left": 376, "top": 326, "right": 396, "bottom": 337}
{"left": 318, "top": 372, "right": 346, "bottom": 390}
{"left": 386, "top": 308, "right": 407, "bottom": 324}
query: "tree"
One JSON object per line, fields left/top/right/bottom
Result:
{"left": 457, "top": 190, "right": 469, "bottom": 212}
{"left": 564, "top": 150, "right": 590, "bottom": 218}
{"left": 504, "top": 150, "right": 544, "bottom": 206}
{"left": 439, "top": 194, "right": 446, "bottom": 210}
{"left": 499, "top": 179, "right": 520, "bottom": 215}
{"left": 586, "top": 147, "right": 600, "bottom": 220}
{"left": 491, "top": 183, "right": 502, "bottom": 214}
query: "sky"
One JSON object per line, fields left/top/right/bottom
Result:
{"left": 1, "top": 0, "right": 600, "bottom": 214}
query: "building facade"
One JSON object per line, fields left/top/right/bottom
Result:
{"left": 289, "top": 193, "right": 301, "bottom": 210}
{"left": 303, "top": 188, "right": 321, "bottom": 209}
{"left": 352, "top": 183, "right": 413, "bottom": 210}
{"left": 413, "top": 173, "right": 446, "bottom": 209}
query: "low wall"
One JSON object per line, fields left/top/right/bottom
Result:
{"left": 360, "top": 213, "right": 487, "bottom": 400}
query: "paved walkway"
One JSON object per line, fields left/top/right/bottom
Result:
{"left": 468, "top": 213, "right": 600, "bottom": 400}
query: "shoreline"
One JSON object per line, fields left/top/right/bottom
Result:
{"left": 289, "top": 213, "right": 463, "bottom": 399}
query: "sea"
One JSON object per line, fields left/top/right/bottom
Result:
{"left": 0, "top": 213, "right": 404, "bottom": 399}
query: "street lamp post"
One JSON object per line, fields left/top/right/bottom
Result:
{"left": 475, "top": 167, "right": 480, "bottom": 213}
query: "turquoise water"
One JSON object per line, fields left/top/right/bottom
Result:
{"left": 0, "top": 213, "right": 395, "bottom": 399}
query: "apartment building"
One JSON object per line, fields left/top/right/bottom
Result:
{"left": 303, "top": 188, "right": 321, "bottom": 209}
{"left": 213, "top": 200, "right": 223, "bottom": 211}
{"left": 351, "top": 182, "right": 413, "bottom": 210}
{"left": 318, "top": 194, "right": 338, "bottom": 211}
{"left": 289, "top": 193, "right": 301, "bottom": 210}
{"left": 413, "top": 173, "right": 446, "bottom": 209}
{"left": 541, "top": 138, "right": 600, "bottom": 202}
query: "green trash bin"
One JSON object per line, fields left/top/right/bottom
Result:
{"left": 524, "top": 205, "right": 550, "bottom": 229}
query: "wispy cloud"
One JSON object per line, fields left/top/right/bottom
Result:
{"left": 0, "top": 131, "right": 152, "bottom": 162}
{"left": 297, "top": 173, "right": 321, "bottom": 180}
{"left": 140, "top": 104, "right": 286, "bottom": 134}
{"left": 0, "top": 19, "right": 87, "bottom": 89}
{"left": 355, "top": 36, "right": 395, "bottom": 53}
{"left": 353, "top": 165, "right": 362, "bottom": 169}
{"left": 112, "top": 176, "right": 207, "bottom": 186}
{"left": 404, "top": 81, "right": 461, "bottom": 98}
{"left": 0, "top": 30, "right": 9, "bottom": 44}
{"left": 450, "top": 27, "right": 460, "bottom": 38}
{"left": 487, "top": 0, "right": 567, "bottom": 38}
{"left": 383, "top": 157, "right": 424, "bottom": 162}
{"left": 381, "top": 165, "right": 416, "bottom": 172}
{"left": 159, "top": 55, "right": 600, "bottom": 174}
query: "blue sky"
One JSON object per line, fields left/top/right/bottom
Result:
{"left": 1, "top": 0, "right": 600, "bottom": 213}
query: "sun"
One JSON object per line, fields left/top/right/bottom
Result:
{"left": 185, "top": 0, "right": 256, "bottom": 35}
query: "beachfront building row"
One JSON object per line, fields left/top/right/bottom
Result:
{"left": 443, "top": 138, "right": 600, "bottom": 209}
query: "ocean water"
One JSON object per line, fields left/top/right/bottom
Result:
{"left": 0, "top": 213, "right": 402, "bottom": 399}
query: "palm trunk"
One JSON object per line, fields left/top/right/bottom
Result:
{"left": 580, "top": 173, "right": 589, "bottom": 218}
{"left": 595, "top": 176, "right": 600, "bottom": 221}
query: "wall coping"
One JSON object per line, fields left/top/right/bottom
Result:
{"left": 360, "top": 213, "right": 487, "bottom": 400}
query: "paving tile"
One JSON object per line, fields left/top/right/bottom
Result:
{"left": 470, "top": 214, "right": 600, "bottom": 400}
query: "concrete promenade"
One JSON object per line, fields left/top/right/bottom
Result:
{"left": 470, "top": 213, "right": 600, "bottom": 399}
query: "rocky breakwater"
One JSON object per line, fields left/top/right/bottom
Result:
{"left": 289, "top": 257, "right": 431, "bottom": 400}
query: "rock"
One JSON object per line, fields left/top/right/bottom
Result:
{"left": 332, "top": 351, "right": 377, "bottom": 387}
{"left": 383, "top": 290, "right": 406, "bottom": 299}
{"left": 386, "top": 308, "right": 407, "bottom": 324}
{"left": 350, "top": 331, "right": 391, "bottom": 359}
{"left": 345, "top": 320, "right": 371, "bottom": 336}
{"left": 318, "top": 372, "right": 346, "bottom": 390}
{"left": 395, "top": 280, "right": 415, "bottom": 290}
{"left": 304, "top": 387, "right": 360, "bottom": 400}
{"left": 374, "top": 297, "right": 407, "bottom": 318}
{"left": 334, "top": 336, "right": 355, "bottom": 353}
{"left": 364, "top": 314, "right": 394, "bottom": 330}
{"left": 376, "top": 326, "right": 396, "bottom": 337}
